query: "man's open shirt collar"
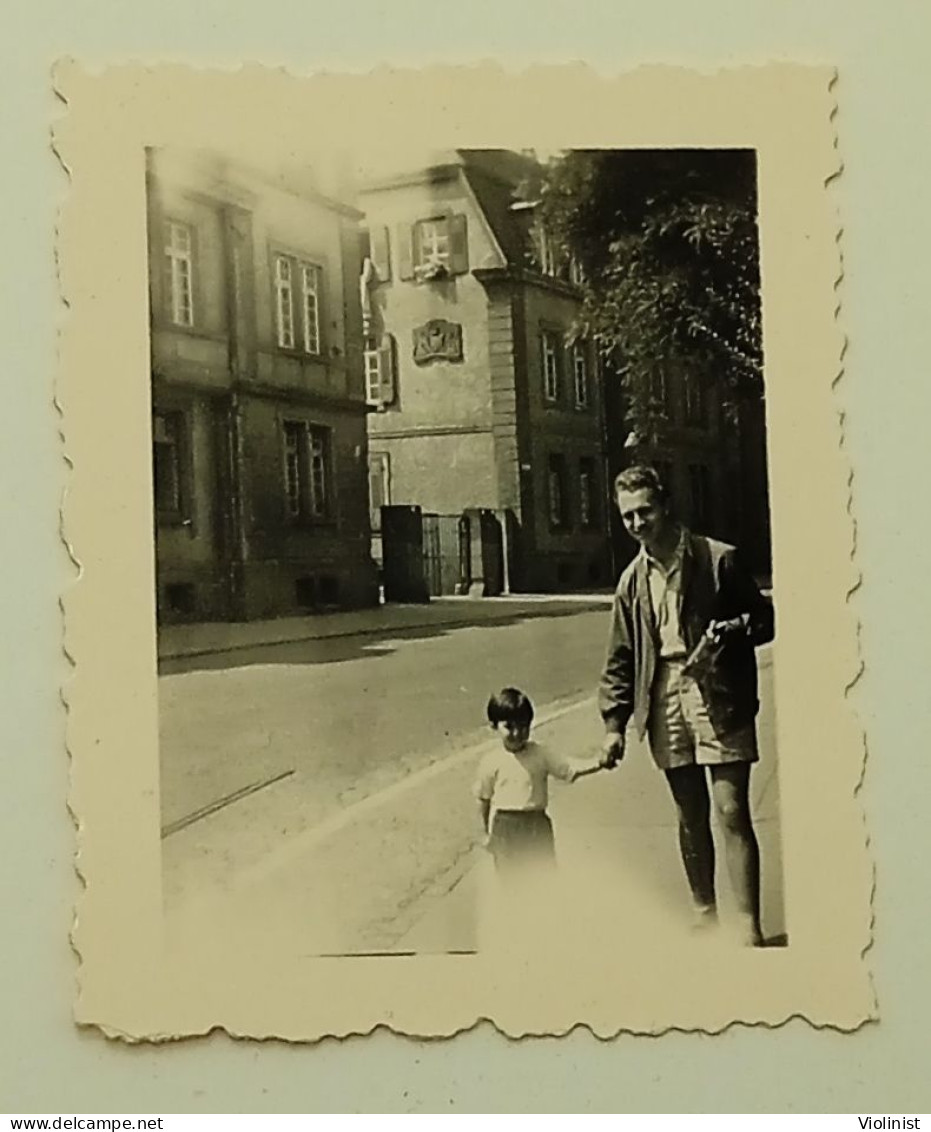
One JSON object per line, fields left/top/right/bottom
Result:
{"left": 640, "top": 525, "right": 687, "bottom": 576}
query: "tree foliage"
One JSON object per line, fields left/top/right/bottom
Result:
{"left": 533, "top": 149, "right": 764, "bottom": 444}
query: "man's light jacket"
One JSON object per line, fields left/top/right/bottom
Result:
{"left": 599, "top": 530, "right": 775, "bottom": 740}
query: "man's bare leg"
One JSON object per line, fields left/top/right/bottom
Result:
{"left": 664, "top": 765, "right": 717, "bottom": 921}
{"left": 709, "top": 762, "right": 763, "bottom": 945}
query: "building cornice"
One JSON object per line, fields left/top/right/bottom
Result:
{"left": 472, "top": 266, "right": 583, "bottom": 301}
{"left": 152, "top": 372, "right": 369, "bottom": 415}
{"left": 238, "top": 382, "right": 369, "bottom": 413}
{"left": 358, "top": 164, "right": 462, "bottom": 195}
{"left": 148, "top": 151, "right": 363, "bottom": 220}
{"left": 367, "top": 423, "right": 493, "bottom": 440}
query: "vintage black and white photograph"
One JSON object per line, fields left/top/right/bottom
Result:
{"left": 59, "top": 63, "right": 871, "bottom": 1037}
{"left": 150, "top": 143, "right": 783, "bottom": 958}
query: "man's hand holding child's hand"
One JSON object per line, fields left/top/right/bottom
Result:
{"left": 601, "top": 732, "right": 625, "bottom": 769}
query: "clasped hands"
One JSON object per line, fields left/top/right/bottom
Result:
{"left": 600, "top": 731, "right": 625, "bottom": 770}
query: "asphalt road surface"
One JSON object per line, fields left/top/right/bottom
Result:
{"left": 160, "top": 607, "right": 612, "bottom": 911}
{"left": 160, "top": 607, "right": 780, "bottom": 955}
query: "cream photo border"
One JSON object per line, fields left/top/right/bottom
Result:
{"left": 55, "top": 61, "right": 872, "bottom": 1040}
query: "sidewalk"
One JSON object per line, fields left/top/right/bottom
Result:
{"left": 166, "top": 659, "right": 781, "bottom": 959}
{"left": 395, "top": 655, "right": 783, "bottom": 954}
{"left": 158, "top": 592, "right": 614, "bottom": 660}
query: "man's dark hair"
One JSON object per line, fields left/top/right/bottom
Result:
{"left": 613, "top": 464, "right": 669, "bottom": 505}
{"left": 486, "top": 687, "right": 535, "bottom": 729}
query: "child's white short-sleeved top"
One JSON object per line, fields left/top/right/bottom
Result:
{"left": 473, "top": 741, "right": 587, "bottom": 812}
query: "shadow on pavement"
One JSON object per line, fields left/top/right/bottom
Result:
{"left": 159, "top": 604, "right": 608, "bottom": 675}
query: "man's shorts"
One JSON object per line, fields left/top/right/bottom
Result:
{"left": 647, "top": 659, "right": 759, "bottom": 772}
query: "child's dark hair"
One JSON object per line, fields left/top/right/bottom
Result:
{"left": 486, "top": 687, "right": 534, "bottom": 729}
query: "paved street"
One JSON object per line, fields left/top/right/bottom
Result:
{"left": 160, "top": 601, "right": 612, "bottom": 904}
{"left": 160, "top": 602, "right": 782, "bottom": 957}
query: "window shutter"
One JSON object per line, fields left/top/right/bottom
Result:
{"left": 162, "top": 220, "right": 182, "bottom": 325}
{"left": 378, "top": 333, "right": 397, "bottom": 406}
{"left": 372, "top": 226, "right": 391, "bottom": 281}
{"left": 397, "top": 224, "right": 415, "bottom": 280}
{"left": 189, "top": 224, "right": 199, "bottom": 325}
{"left": 161, "top": 246, "right": 174, "bottom": 325}
{"left": 532, "top": 223, "right": 548, "bottom": 275}
{"left": 448, "top": 213, "right": 469, "bottom": 275}
{"left": 315, "top": 265, "right": 326, "bottom": 356}
{"left": 368, "top": 462, "right": 384, "bottom": 511}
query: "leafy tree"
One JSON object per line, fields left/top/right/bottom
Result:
{"left": 533, "top": 149, "right": 763, "bottom": 445}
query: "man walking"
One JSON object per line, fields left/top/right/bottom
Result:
{"left": 599, "top": 465, "right": 774, "bottom": 946}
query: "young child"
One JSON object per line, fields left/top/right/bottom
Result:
{"left": 474, "top": 687, "right": 609, "bottom": 878}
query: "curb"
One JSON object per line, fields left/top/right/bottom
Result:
{"left": 158, "top": 597, "right": 614, "bottom": 662}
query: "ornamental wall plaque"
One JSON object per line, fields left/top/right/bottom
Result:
{"left": 412, "top": 319, "right": 463, "bottom": 365}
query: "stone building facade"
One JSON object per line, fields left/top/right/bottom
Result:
{"left": 359, "top": 149, "right": 612, "bottom": 593}
{"left": 147, "top": 149, "right": 378, "bottom": 623}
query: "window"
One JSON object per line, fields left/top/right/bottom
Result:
{"left": 368, "top": 452, "right": 390, "bottom": 532}
{"left": 364, "top": 344, "right": 382, "bottom": 405}
{"left": 684, "top": 372, "right": 708, "bottom": 427}
{"left": 275, "top": 256, "right": 295, "bottom": 349}
{"left": 165, "top": 221, "right": 194, "bottom": 327}
{"left": 283, "top": 420, "right": 333, "bottom": 520}
{"left": 547, "top": 454, "right": 569, "bottom": 529}
{"left": 363, "top": 334, "right": 397, "bottom": 407}
{"left": 688, "top": 464, "right": 712, "bottom": 530}
{"left": 152, "top": 410, "right": 186, "bottom": 521}
{"left": 416, "top": 218, "right": 450, "bottom": 270}
{"left": 534, "top": 223, "right": 582, "bottom": 281}
{"left": 307, "top": 428, "right": 329, "bottom": 517}
{"left": 579, "top": 459, "right": 598, "bottom": 527}
{"left": 536, "top": 223, "right": 557, "bottom": 276}
{"left": 542, "top": 330, "right": 561, "bottom": 402}
{"left": 399, "top": 215, "right": 468, "bottom": 280}
{"left": 284, "top": 421, "right": 302, "bottom": 516}
{"left": 301, "top": 264, "right": 321, "bottom": 355}
{"left": 573, "top": 344, "right": 589, "bottom": 408}
{"left": 274, "top": 253, "right": 323, "bottom": 355}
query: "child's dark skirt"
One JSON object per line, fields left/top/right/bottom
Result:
{"left": 489, "top": 809, "right": 556, "bottom": 877}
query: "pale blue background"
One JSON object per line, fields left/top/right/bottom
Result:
{"left": 2, "top": 0, "right": 929, "bottom": 1113}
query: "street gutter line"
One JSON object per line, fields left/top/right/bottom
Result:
{"left": 231, "top": 692, "right": 599, "bottom": 892}
{"left": 161, "top": 769, "right": 295, "bottom": 839}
